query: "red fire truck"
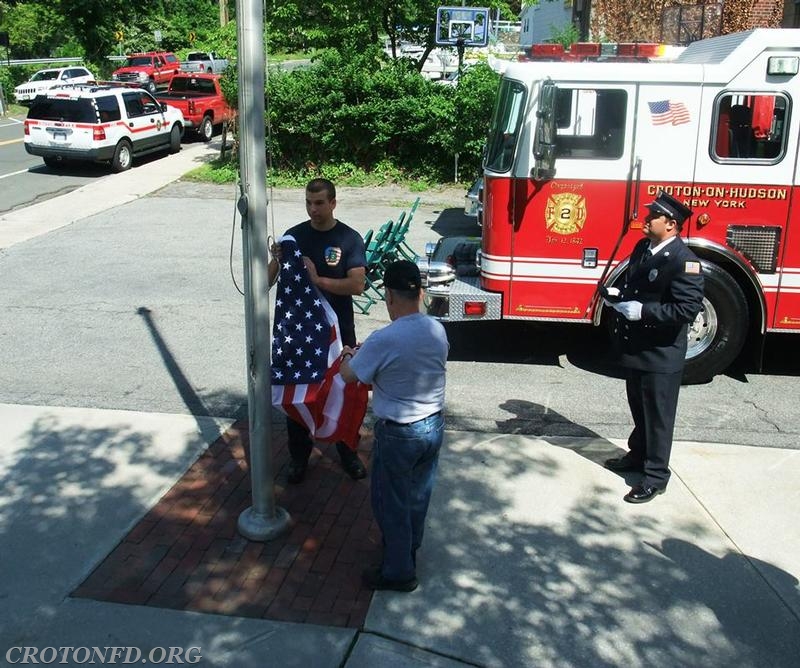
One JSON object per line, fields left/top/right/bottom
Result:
{"left": 423, "top": 29, "right": 800, "bottom": 383}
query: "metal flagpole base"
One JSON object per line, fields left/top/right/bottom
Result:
{"left": 237, "top": 506, "right": 291, "bottom": 541}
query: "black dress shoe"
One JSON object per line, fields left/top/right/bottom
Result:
{"left": 286, "top": 460, "right": 307, "bottom": 484}
{"left": 623, "top": 484, "right": 665, "bottom": 504}
{"left": 604, "top": 455, "right": 644, "bottom": 473}
{"left": 362, "top": 567, "right": 418, "bottom": 592}
{"left": 338, "top": 450, "right": 367, "bottom": 480}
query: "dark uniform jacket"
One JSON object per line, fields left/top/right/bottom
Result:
{"left": 613, "top": 237, "right": 704, "bottom": 373}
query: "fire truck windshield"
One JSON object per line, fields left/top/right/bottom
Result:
{"left": 485, "top": 79, "right": 526, "bottom": 173}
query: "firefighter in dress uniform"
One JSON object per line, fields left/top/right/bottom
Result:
{"left": 602, "top": 191, "right": 705, "bottom": 503}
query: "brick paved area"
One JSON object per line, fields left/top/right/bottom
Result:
{"left": 72, "top": 421, "right": 380, "bottom": 628}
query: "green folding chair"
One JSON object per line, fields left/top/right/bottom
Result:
{"left": 353, "top": 228, "right": 377, "bottom": 314}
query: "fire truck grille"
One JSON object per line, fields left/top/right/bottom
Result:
{"left": 725, "top": 225, "right": 781, "bottom": 273}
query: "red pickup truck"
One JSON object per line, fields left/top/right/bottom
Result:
{"left": 154, "top": 73, "right": 234, "bottom": 142}
{"left": 112, "top": 52, "right": 181, "bottom": 94}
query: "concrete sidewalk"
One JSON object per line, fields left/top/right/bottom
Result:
{"left": 1, "top": 402, "right": 798, "bottom": 667}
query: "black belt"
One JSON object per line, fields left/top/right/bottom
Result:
{"left": 382, "top": 411, "right": 441, "bottom": 427}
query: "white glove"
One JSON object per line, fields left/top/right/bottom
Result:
{"left": 612, "top": 300, "right": 643, "bottom": 321}
{"left": 602, "top": 286, "right": 620, "bottom": 306}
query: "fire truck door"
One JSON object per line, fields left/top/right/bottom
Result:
{"left": 507, "top": 84, "right": 638, "bottom": 321}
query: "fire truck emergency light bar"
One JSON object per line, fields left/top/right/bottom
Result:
{"left": 524, "top": 42, "right": 666, "bottom": 61}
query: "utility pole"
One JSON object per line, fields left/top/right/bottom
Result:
{"left": 235, "top": 0, "right": 290, "bottom": 541}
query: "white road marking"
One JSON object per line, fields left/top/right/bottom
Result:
{"left": 0, "top": 168, "right": 30, "bottom": 180}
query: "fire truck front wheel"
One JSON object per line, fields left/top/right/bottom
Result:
{"left": 682, "top": 262, "right": 748, "bottom": 385}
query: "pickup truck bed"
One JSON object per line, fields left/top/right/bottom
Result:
{"left": 154, "top": 74, "right": 233, "bottom": 142}
{"left": 183, "top": 52, "right": 228, "bottom": 74}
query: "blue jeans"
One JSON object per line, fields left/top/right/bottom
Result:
{"left": 372, "top": 412, "right": 444, "bottom": 581}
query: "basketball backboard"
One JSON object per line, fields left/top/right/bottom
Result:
{"left": 435, "top": 6, "right": 491, "bottom": 47}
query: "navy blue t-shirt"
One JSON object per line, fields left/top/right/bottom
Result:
{"left": 285, "top": 219, "right": 366, "bottom": 347}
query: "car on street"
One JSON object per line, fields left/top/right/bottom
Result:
{"left": 13, "top": 67, "right": 95, "bottom": 104}
{"left": 154, "top": 73, "right": 234, "bottom": 141}
{"left": 182, "top": 51, "right": 229, "bottom": 74}
{"left": 24, "top": 83, "right": 184, "bottom": 172}
{"left": 112, "top": 52, "right": 181, "bottom": 94}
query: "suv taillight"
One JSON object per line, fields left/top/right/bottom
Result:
{"left": 93, "top": 126, "right": 106, "bottom": 141}
{"left": 24, "top": 121, "right": 31, "bottom": 135}
{"left": 188, "top": 100, "right": 196, "bottom": 115}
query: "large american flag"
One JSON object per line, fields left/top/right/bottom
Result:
{"left": 270, "top": 235, "right": 368, "bottom": 450}
{"left": 648, "top": 100, "right": 691, "bottom": 126}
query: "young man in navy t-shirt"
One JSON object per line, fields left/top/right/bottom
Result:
{"left": 268, "top": 178, "right": 368, "bottom": 483}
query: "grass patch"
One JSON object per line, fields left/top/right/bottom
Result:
{"left": 183, "top": 156, "right": 452, "bottom": 191}
{"left": 3, "top": 103, "right": 29, "bottom": 118}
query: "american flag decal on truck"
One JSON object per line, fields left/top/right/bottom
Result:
{"left": 648, "top": 100, "right": 691, "bottom": 126}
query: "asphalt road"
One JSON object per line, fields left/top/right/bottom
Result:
{"left": 0, "top": 111, "right": 206, "bottom": 214}
{"left": 1, "top": 180, "right": 799, "bottom": 453}
{"left": 0, "top": 113, "right": 112, "bottom": 213}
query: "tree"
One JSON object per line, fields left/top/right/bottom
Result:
{"left": 0, "top": 1, "right": 70, "bottom": 59}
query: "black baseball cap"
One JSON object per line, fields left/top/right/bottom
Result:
{"left": 645, "top": 191, "right": 693, "bottom": 225}
{"left": 384, "top": 260, "right": 421, "bottom": 291}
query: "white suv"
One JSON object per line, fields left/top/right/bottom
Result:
{"left": 24, "top": 84, "right": 184, "bottom": 172}
{"left": 14, "top": 67, "right": 95, "bottom": 104}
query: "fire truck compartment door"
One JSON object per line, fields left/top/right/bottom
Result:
{"left": 503, "top": 84, "right": 638, "bottom": 321}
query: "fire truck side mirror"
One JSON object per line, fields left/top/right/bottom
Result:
{"left": 532, "top": 149, "right": 556, "bottom": 181}
{"left": 532, "top": 80, "right": 558, "bottom": 181}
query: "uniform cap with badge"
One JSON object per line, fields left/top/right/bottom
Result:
{"left": 645, "top": 191, "right": 693, "bottom": 226}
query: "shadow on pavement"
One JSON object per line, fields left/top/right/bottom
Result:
{"left": 445, "top": 319, "right": 621, "bottom": 377}
{"left": 430, "top": 207, "right": 481, "bottom": 239}
{"left": 367, "top": 431, "right": 800, "bottom": 667}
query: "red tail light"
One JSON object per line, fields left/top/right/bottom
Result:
{"left": 188, "top": 100, "right": 196, "bottom": 115}
{"left": 464, "top": 301, "right": 487, "bottom": 317}
{"left": 93, "top": 126, "right": 106, "bottom": 140}
{"left": 24, "top": 121, "right": 31, "bottom": 135}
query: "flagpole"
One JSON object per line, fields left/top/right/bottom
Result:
{"left": 236, "top": 0, "right": 290, "bottom": 541}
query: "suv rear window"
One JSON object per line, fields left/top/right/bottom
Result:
{"left": 27, "top": 97, "right": 96, "bottom": 123}
{"left": 169, "top": 77, "right": 215, "bottom": 94}
{"left": 95, "top": 95, "right": 122, "bottom": 122}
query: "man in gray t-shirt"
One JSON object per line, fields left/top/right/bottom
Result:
{"left": 340, "top": 260, "right": 448, "bottom": 592}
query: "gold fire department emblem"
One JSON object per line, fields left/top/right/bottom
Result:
{"left": 545, "top": 192, "right": 587, "bottom": 235}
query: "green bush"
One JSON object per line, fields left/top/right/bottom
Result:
{"left": 262, "top": 48, "right": 500, "bottom": 182}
